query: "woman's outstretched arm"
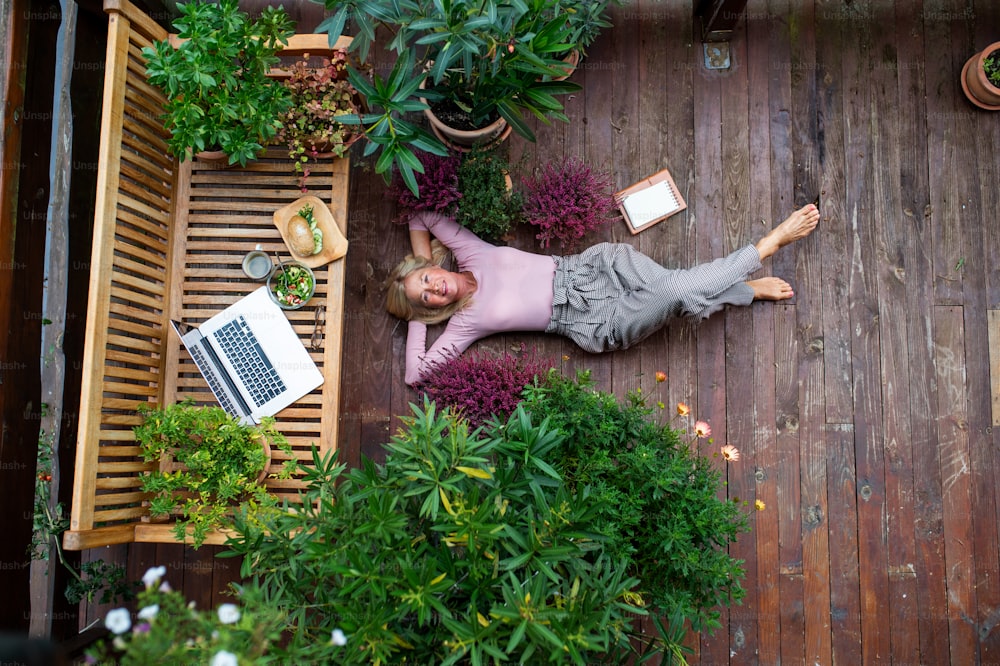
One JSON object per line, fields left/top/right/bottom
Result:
{"left": 410, "top": 227, "right": 432, "bottom": 260}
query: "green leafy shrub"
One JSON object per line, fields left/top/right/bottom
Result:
{"left": 141, "top": 0, "right": 295, "bottom": 166}
{"left": 454, "top": 146, "right": 524, "bottom": 240}
{"left": 226, "top": 401, "right": 644, "bottom": 665}
{"left": 134, "top": 400, "right": 293, "bottom": 548}
{"left": 521, "top": 369, "right": 749, "bottom": 634}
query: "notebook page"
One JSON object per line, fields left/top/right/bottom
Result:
{"left": 622, "top": 181, "right": 679, "bottom": 229}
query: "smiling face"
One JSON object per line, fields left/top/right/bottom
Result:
{"left": 403, "top": 266, "right": 467, "bottom": 310}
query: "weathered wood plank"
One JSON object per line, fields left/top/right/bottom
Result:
{"left": 866, "top": 1, "right": 922, "bottom": 660}
{"left": 825, "top": 423, "right": 861, "bottom": 663}
{"left": 774, "top": 300, "right": 804, "bottom": 664}
{"left": 716, "top": 15, "right": 756, "bottom": 664}
{"left": 889, "top": 21, "right": 945, "bottom": 657}
{"left": 744, "top": 1, "right": 779, "bottom": 662}
{"left": 933, "top": 305, "right": 977, "bottom": 662}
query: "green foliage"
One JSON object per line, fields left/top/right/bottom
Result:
{"left": 141, "top": 0, "right": 295, "bottom": 166}
{"left": 340, "top": 48, "right": 449, "bottom": 196}
{"left": 87, "top": 569, "right": 286, "bottom": 665}
{"left": 454, "top": 147, "right": 524, "bottom": 240}
{"left": 561, "top": 0, "right": 615, "bottom": 55}
{"left": 66, "top": 560, "right": 134, "bottom": 605}
{"left": 30, "top": 430, "right": 135, "bottom": 606}
{"left": 226, "top": 400, "right": 644, "bottom": 665}
{"left": 521, "top": 369, "right": 749, "bottom": 635}
{"left": 134, "top": 399, "right": 293, "bottom": 548}
{"left": 985, "top": 49, "right": 1000, "bottom": 88}
{"left": 320, "top": 0, "right": 591, "bottom": 195}
{"left": 276, "top": 50, "right": 364, "bottom": 188}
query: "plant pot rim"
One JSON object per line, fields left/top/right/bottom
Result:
{"left": 961, "top": 41, "right": 1000, "bottom": 110}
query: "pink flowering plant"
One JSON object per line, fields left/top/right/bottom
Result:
{"left": 390, "top": 151, "right": 463, "bottom": 222}
{"left": 522, "top": 158, "right": 617, "bottom": 250}
{"left": 415, "top": 345, "right": 553, "bottom": 427}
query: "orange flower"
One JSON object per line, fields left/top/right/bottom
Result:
{"left": 655, "top": 371, "right": 667, "bottom": 383}
{"left": 694, "top": 421, "right": 711, "bottom": 438}
{"left": 721, "top": 445, "right": 740, "bottom": 462}
{"left": 676, "top": 402, "right": 690, "bottom": 416}
{"left": 755, "top": 499, "right": 766, "bottom": 511}
{"left": 562, "top": 355, "right": 570, "bottom": 361}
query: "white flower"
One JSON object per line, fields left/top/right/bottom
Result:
{"left": 105, "top": 608, "right": 131, "bottom": 635}
{"left": 142, "top": 565, "right": 167, "bottom": 589}
{"left": 217, "top": 603, "right": 240, "bottom": 625}
{"left": 331, "top": 628, "right": 347, "bottom": 646}
{"left": 210, "top": 651, "right": 239, "bottom": 666}
{"left": 137, "top": 605, "right": 159, "bottom": 621}
{"left": 158, "top": 581, "right": 172, "bottom": 593}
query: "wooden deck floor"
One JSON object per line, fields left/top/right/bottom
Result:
{"left": 116, "top": 1, "right": 1000, "bottom": 663}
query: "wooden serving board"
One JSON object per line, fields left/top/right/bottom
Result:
{"left": 273, "top": 195, "right": 348, "bottom": 268}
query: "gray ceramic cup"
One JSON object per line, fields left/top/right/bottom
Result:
{"left": 242, "top": 245, "right": 272, "bottom": 281}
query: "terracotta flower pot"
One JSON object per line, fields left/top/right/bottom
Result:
{"left": 422, "top": 103, "right": 511, "bottom": 151}
{"left": 194, "top": 149, "right": 235, "bottom": 168}
{"left": 418, "top": 71, "right": 512, "bottom": 151}
{"left": 961, "top": 41, "right": 1000, "bottom": 110}
{"left": 549, "top": 49, "right": 581, "bottom": 82}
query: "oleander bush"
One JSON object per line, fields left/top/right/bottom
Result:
{"left": 521, "top": 369, "right": 749, "bottom": 634}
{"left": 227, "top": 401, "right": 644, "bottom": 665}
{"left": 91, "top": 368, "right": 749, "bottom": 664}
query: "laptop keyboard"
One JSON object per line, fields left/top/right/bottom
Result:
{"left": 214, "top": 316, "right": 288, "bottom": 408}
{"left": 188, "top": 343, "right": 243, "bottom": 416}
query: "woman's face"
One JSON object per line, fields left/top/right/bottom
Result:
{"left": 403, "top": 266, "right": 464, "bottom": 310}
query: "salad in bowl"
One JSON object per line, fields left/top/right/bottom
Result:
{"left": 267, "top": 261, "right": 315, "bottom": 310}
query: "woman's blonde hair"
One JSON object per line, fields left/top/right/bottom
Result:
{"left": 384, "top": 240, "right": 472, "bottom": 325}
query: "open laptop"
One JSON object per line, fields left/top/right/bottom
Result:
{"left": 170, "top": 286, "right": 323, "bottom": 424}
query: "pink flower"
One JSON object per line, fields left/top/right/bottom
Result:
{"left": 721, "top": 445, "right": 740, "bottom": 462}
{"left": 694, "top": 421, "right": 711, "bottom": 438}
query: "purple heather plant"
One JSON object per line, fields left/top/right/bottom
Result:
{"left": 416, "top": 346, "right": 553, "bottom": 428}
{"left": 522, "top": 158, "right": 617, "bottom": 250}
{"left": 391, "top": 152, "right": 463, "bottom": 223}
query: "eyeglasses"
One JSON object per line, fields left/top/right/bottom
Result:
{"left": 310, "top": 305, "right": 326, "bottom": 351}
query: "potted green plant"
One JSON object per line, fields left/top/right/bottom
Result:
{"left": 141, "top": 0, "right": 296, "bottom": 166}
{"left": 962, "top": 41, "right": 1000, "bottom": 110}
{"left": 454, "top": 146, "right": 524, "bottom": 240}
{"left": 391, "top": 147, "right": 522, "bottom": 240}
{"left": 545, "top": 0, "right": 615, "bottom": 80}
{"left": 133, "top": 399, "right": 293, "bottom": 548}
{"left": 275, "top": 51, "right": 365, "bottom": 190}
{"left": 324, "top": 0, "right": 585, "bottom": 194}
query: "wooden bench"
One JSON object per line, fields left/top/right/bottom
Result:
{"left": 65, "top": 0, "right": 351, "bottom": 549}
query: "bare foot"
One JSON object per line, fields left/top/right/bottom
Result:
{"left": 748, "top": 277, "right": 794, "bottom": 301}
{"left": 755, "top": 204, "right": 820, "bottom": 260}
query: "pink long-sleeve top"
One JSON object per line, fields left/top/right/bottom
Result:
{"left": 405, "top": 212, "right": 556, "bottom": 385}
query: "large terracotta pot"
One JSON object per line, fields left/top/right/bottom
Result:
{"left": 961, "top": 41, "right": 1000, "bottom": 110}
{"left": 418, "top": 72, "right": 512, "bottom": 151}
{"left": 424, "top": 110, "right": 512, "bottom": 152}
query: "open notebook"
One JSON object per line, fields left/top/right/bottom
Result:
{"left": 615, "top": 168, "right": 687, "bottom": 234}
